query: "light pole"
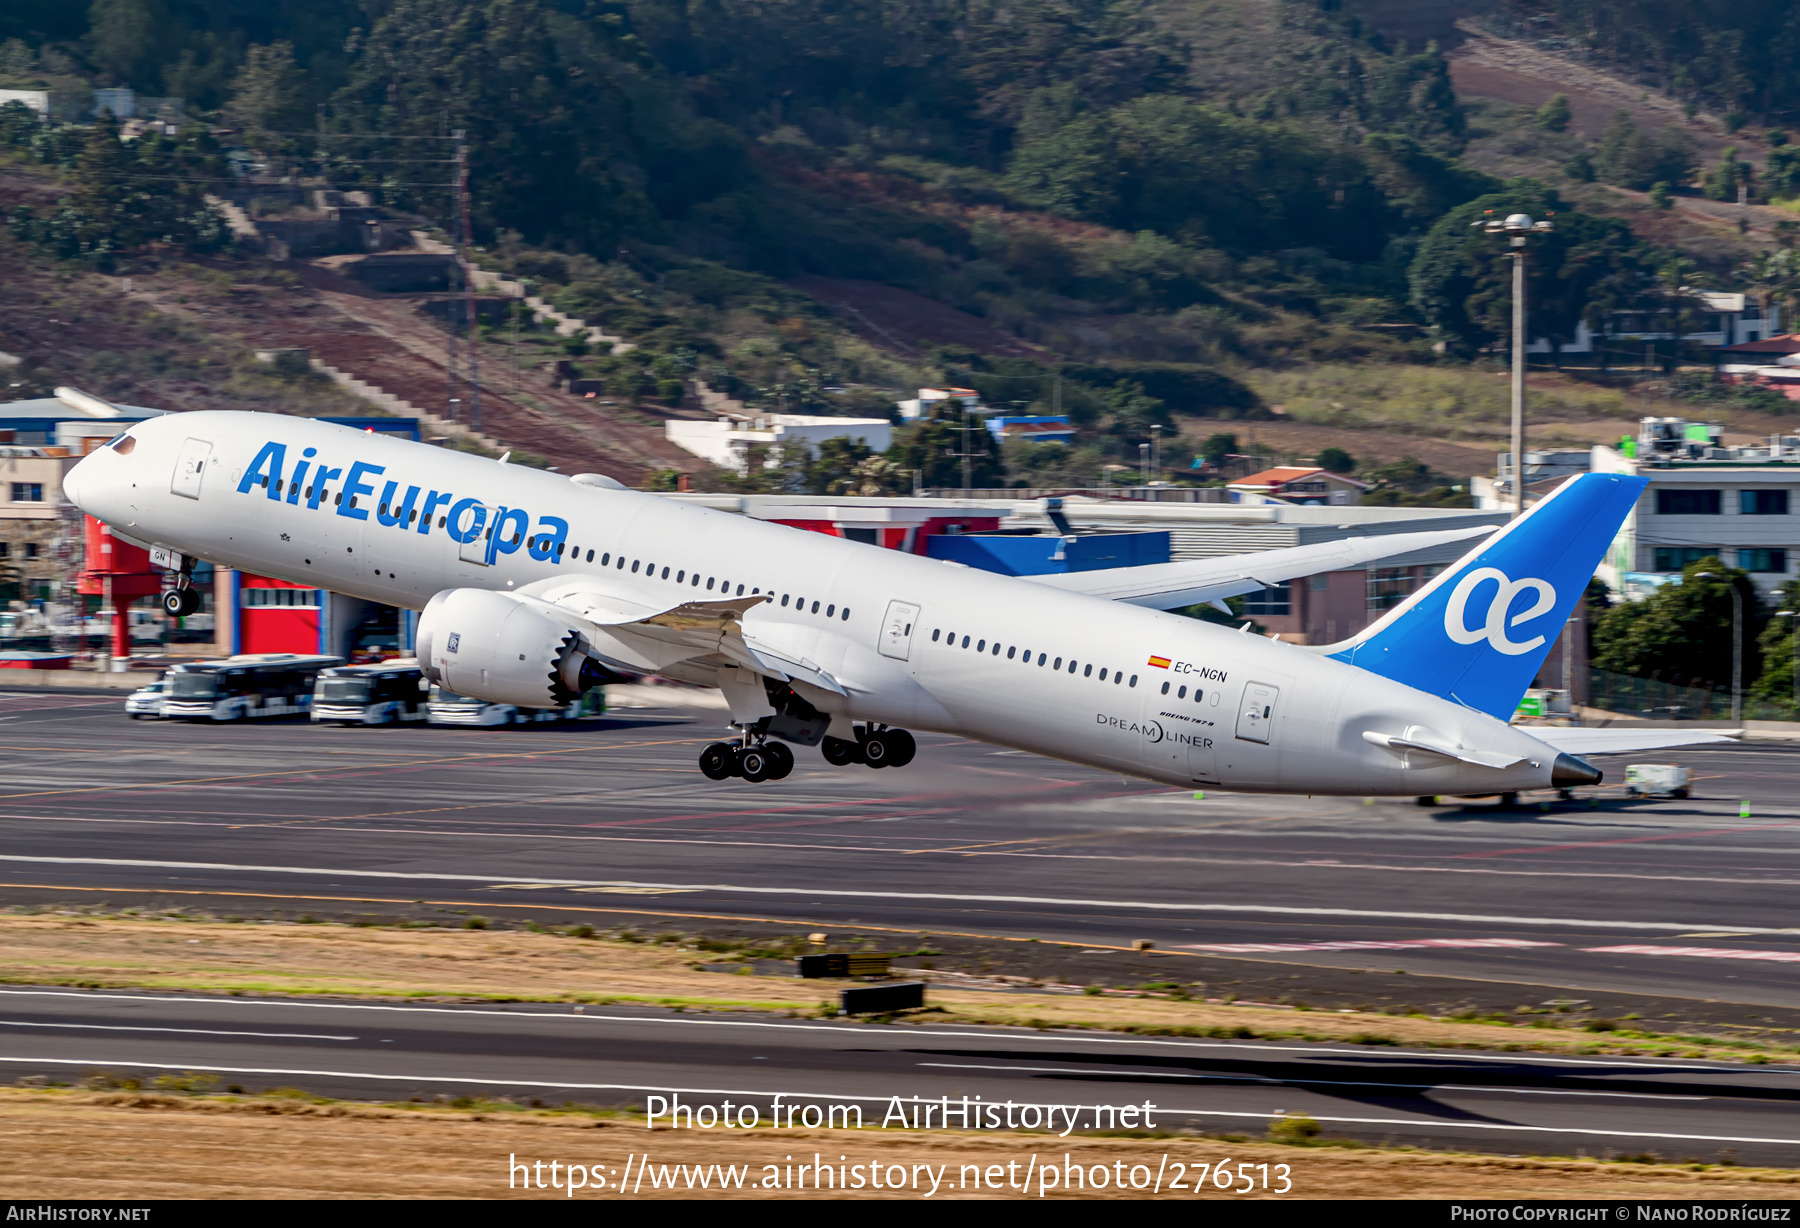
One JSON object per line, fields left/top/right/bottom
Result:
{"left": 1695, "top": 571, "right": 1743, "bottom": 723}
{"left": 1776, "top": 609, "right": 1798, "bottom": 718}
{"left": 1473, "top": 210, "right": 1555, "bottom": 518}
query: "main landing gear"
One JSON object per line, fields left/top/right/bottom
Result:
{"left": 698, "top": 736, "right": 795, "bottom": 783}
{"left": 822, "top": 725, "right": 916, "bottom": 769}
{"left": 697, "top": 725, "right": 918, "bottom": 783}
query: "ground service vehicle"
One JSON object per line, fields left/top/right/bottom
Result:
{"left": 124, "top": 679, "right": 167, "bottom": 719}
{"left": 162, "top": 653, "right": 344, "bottom": 721}
{"left": 425, "top": 684, "right": 582, "bottom": 726}
{"left": 1624, "top": 763, "right": 1692, "bottom": 799}
{"left": 312, "top": 661, "right": 427, "bottom": 724}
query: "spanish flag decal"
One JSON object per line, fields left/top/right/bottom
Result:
{"left": 1147, "top": 655, "right": 1171, "bottom": 669}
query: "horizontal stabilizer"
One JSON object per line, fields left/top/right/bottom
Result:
{"left": 1029, "top": 524, "right": 1495, "bottom": 609}
{"left": 1361, "top": 729, "right": 1526, "bottom": 770}
{"left": 1524, "top": 727, "right": 1739, "bottom": 756}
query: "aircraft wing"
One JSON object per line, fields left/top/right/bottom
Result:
{"left": 1522, "top": 727, "right": 1740, "bottom": 756}
{"left": 1024, "top": 525, "right": 1496, "bottom": 610}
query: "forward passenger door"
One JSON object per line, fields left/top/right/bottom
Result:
{"left": 878, "top": 600, "right": 921, "bottom": 661}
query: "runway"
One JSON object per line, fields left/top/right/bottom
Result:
{"left": 3, "top": 987, "right": 1798, "bottom": 1164}
{"left": 2, "top": 689, "right": 1799, "bottom": 1012}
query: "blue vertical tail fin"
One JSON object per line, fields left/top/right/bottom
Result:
{"left": 1328, "top": 472, "right": 1647, "bottom": 719}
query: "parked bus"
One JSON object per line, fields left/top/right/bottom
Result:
{"left": 312, "top": 661, "right": 427, "bottom": 725}
{"left": 162, "top": 653, "right": 344, "bottom": 721}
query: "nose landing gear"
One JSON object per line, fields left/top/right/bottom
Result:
{"left": 160, "top": 555, "right": 201, "bottom": 618}
{"left": 822, "top": 725, "right": 916, "bottom": 769}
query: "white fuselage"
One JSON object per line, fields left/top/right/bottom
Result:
{"left": 65, "top": 411, "right": 1566, "bottom": 795}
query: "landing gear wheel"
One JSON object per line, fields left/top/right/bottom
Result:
{"left": 879, "top": 729, "right": 915, "bottom": 768}
{"left": 862, "top": 732, "right": 892, "bottom": 768}
{"left": 764, "top": 741, "right": 794, "bottom": 780}
{"left": 698, "top": 742, "right": 736, "bottom": 781}
{"left": 161, "top": 588, "right": 200, "bottom": 618}
{"left": 739, "top": 745, "right": 773, "bottom": 782}
{"left": 821, "top": 735, "right": 864, "bottom": 766}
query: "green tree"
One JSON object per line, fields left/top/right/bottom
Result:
{"left": 1316, "top": 446, "right": 1355, "bottom": 474}
{"left": 1703, "top": 145, "right": 1752, "bottom": 202}
{"left": 886, "top": 409, "right": 1002, "bottom": 490}
{"left": 1535, "top": 93, "right": 1572, "bottom": 133}
{"left": 1591, "top": 558, "right": 1760, "bottom": 693}
{"left": 1408, "top": 190, "right": 1652, "bottom": 353}
{"left": 224, "top": 42, "right": 309, "bottom": 146}
{"left": 1766, "top": 146, "right": 1800, "bottom": 200}
{"left": 1199, "top": 433, "right": 1237, "bottom": 467}
{"left": 1594, "top": 111, "right": 1693, "bottom": 191}
{"left": 1750, "top": 579, "right": 1800, "bottom": 713}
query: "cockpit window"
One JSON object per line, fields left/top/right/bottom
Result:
{"left": 109, "top": 434, "right": 136, "bottom": 454}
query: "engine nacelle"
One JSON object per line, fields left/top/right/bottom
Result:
{"left": 416, "top": 588, "right": 606, "bottom": 708}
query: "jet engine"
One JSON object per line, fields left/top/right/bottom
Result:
{"left": 416, "top": 588, "right": 609, "bottom": 708}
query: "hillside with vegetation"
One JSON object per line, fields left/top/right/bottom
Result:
{"left": 2, "top": 0, "right": 1797, "bottom": 495}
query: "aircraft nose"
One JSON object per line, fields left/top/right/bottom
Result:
{"left": 61, "top": 449, "right": 99, "bottom": 512}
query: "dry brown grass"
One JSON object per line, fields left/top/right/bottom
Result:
{"left": 0, "top": 914, "right": 1791, "bottom": 1065}
{"left": 0, "top": 1089, "right": 1792, "bottom": 1200}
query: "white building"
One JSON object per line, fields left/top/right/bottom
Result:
{"left": 1593, "top": 417, "right": 1800, "bottom": 600}
{"left": 893, "top": 387, "right": 982, "bottom": 422}
{"left": 1529, "top": 293, "right": 1780, "bottom": 355}
{"left": 0, "top": 90, "right": 49, "bottom": 117}
{"left": 665, "top": 414, "right": 893, "bottom": 473}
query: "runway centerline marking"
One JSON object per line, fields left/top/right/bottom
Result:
{"left": 914, "top": 1063, "right": 1711, "bottom": 1100}
{"left": 0, "top": 739, "right": 699, "bottom": 803}
{"left": 1453, "top": 819, "right": 1800, "bottom": 860}
{"left": 0, "top": 1020, "right": 357, "bottom": 1041}
{"left": 0, "top": 853, "right": 1788, "bottom": 933}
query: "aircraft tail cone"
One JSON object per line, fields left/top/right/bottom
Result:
{"left": 1551, "top": 752, "right": 1602, "bottom": 787}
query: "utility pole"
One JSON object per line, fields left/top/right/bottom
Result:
{"left": 444, "top": 133, "right": 460, "bottom": 424}
{"left": 454, "top": 128, "right": 481, "bottom": 434}
{"left": 1474, "top": 210, "right": 1554, "bottom": 518}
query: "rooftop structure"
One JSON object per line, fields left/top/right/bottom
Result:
{"left": 985, "top": 415, "right": 1073, "bottom": 444}
{"left": 1228, "top": 465, "right": 1368, "bottom": 506}
{"left": 1593, "top": 416, "right": 1800, "bottom": 600}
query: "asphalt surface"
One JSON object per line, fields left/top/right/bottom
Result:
{"left": 6, "top": 689, "right": 1800, "bottom": 1159}
{"left": 4, "top": 987, "right": 1798, "bottom": 1165}
{"left": 3, "top": 690, "right": 1799, "bottom": 1005}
